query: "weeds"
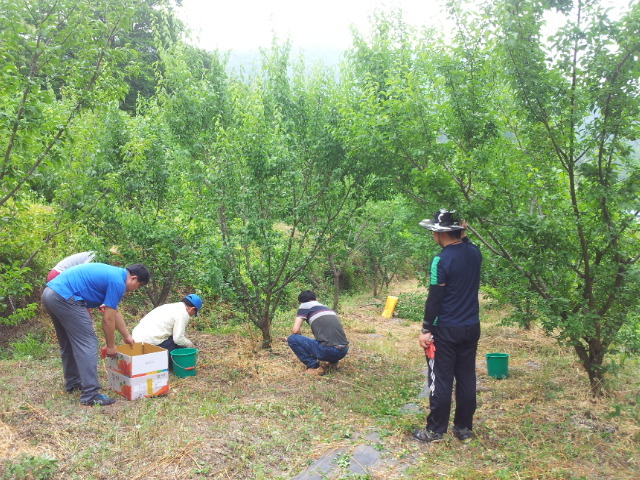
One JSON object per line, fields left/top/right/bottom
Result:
{"left": 9, "top": 333, "right": 50, "bottom": 359}
{"left": 2, "top": 454, "right": 58, "bottom": 480}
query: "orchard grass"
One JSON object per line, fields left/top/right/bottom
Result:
{"left": 1, "top": 282, "right": 639, "bottom": 479}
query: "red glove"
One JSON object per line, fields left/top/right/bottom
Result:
{"left": 425, "top": 342, "right": 436, "bottom": 360}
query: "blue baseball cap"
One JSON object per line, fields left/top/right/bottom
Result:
{"left": 183, "top": 294, "right": 203, "bottom": 315}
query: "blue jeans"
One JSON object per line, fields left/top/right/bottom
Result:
{"left": 287, "top": 334, "right": 348, "bottom": 369}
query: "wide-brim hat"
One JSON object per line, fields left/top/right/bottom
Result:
{"left": 419, "top": 209, "right": 465, "bottom": 232}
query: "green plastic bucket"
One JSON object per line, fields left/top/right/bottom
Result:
{"left": 485, "top": 353, "right": 509, "bottom": 379}
{"left": 170, "top": 348, "right": 198, "bottom": 378}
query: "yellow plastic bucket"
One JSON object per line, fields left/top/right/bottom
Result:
{"left": 382, "top": 296, "right": 398, "bottom": 318}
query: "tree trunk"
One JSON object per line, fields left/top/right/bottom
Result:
{"left": 328, "top": 254, "right": 341, "bottom": 311}
{"left": 146, "top": 275, "right": 173, "bottom": 307}
{"left": 372, "top": 270, "right": 379, "bottom": 297}
{"left": 574, "top": 339, "right": 605, "bottom": 397}
{"left": 333, "top": 273, "right": 340, "bottom": 311}
{"left": 523, "top": 298, "right": 533, "bottom": 331}
{"left": 156, "top": 279, "right": 173, "bottom": 307}
{"left": 259, "top": 317, "right": 272, "bottom": 349}
{"left": 372, "top": 262, "right": 381, "bottom": 297}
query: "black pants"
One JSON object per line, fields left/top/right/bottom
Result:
{"left": 426, "top": 323, "right": 480, "bottom": 434}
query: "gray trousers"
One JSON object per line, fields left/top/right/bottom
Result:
{"left": 42, "top": 287, "right": 100, "bottom": 402}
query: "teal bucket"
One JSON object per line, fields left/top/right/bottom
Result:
{"left": 170, "top": 348, "right": 198, "bottom": 378}
{"left": 485, "top": 353, "right": 509, "bottom": 379}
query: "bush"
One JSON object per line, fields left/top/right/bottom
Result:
{"left": 394, "top": 292, "right": 425, "bottom": 322}
{"left": 0, "top": 264, "right": 38, "bottom": 327}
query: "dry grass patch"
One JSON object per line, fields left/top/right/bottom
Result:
{"left": 405, "top": 305, "right": 640, "bottom": 479}
{"left": 1, "top": 287, "right": 639, "bottom": 479}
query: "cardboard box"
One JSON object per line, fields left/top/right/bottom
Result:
{"left": 107, "top": 369, "right": 169, "bottom": 400}
{"left": 105, "top": 342, "right": 168, "bottom": 377}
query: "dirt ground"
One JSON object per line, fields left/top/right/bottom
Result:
{"left": 1, "top": 281, "right": 639, "bottom": 479}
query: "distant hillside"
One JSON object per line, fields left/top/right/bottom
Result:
{"left": 222, "top": 46, "right": 345, "bottom": 73}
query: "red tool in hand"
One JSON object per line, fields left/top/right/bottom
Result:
{"left": 100, "top": 346, "right": 107, "bottom": 358}
{"left": 425, "top": 340, "right": 436, "bottom": 360}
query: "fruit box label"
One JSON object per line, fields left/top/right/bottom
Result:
{"left": 105, "top": 342, "right": 168, "bottom": 377}
{"left": 107, "top": 369, "right": 169, "bottom": 401}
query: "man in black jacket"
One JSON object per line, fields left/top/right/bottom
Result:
{"left": 413, "top": 210, "right": 482, "bottom": 443}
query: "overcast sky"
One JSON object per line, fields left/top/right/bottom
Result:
{"left": 175, "top": 0, "right": 451, "bottom": 52}
{"left": 175, "top": 0, "right": 635, "bottom": 53}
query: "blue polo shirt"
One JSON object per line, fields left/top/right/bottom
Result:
{"left": 430, "top": 239, "right": 482, "bottom": 327}
{"left": 46, "top": 263, "right": 127, "bottom": 310}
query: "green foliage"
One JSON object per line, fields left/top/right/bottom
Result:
{"left": 191, "top": 300, "right": 247, "bottom": 333}
{"left": 2, "top": 454, "right": 58, "bottom": 480}
{"left": 0, "top": 199, "right": 56, "bottom": 326}
{"left": 0, "top": 264, "right": 37, "bottom": 326}
{"left": 204, "top": 41, "right": 376, "bottom": 347}
{"left": 395, "top": 292, "right": 425, "bottom": 323}
{"left": 341, "top": 0, "right": 640, "bottom": 395}
{"left": 1, "top": 0, "right": 639, "bottom": 399}
{"left": 360, "top": 199, "right": 421, "bottom": 297}
{"left": 65, "top": 104, "right": 211, "bottom": 308}
{"left": 159, "top": 43, "right": 230, "bottom": 156}
{"left": 9, "top": 333, "right": 50, "bottom": 359}
{"left": 0, "top": 0, "right": 169, "bottom": 329}
{"left": 613, "top": 319, "right": 640, "bottom": 358}
{"left": 0, "top": 0, "right": 139, "bottom": 209}
{"left": 118, "top": 0, "right": 185, "bottom": 113}
{"left": 484, "top": 0, "right": 640, "bottom": 393}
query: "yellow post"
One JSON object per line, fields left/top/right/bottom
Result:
{"left": 381, "top": 296, "right": 398, "bottom": 318}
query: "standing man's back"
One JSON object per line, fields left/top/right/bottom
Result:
{"left": 430, "top": 231, "right": 481, "bottom": 327}
{"left": 414, "top": 210, "right": 482, "bottom": 443}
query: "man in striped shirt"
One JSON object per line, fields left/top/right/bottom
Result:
{"left": 287, "top": 290, "right": 349, "bottom": 375}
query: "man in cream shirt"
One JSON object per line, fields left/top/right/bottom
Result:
{"left": 132, "top": 294, "right": 202, "bottom": 352}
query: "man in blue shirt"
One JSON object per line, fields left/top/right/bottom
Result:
{"left": 42, "top": 263, "right": 150, "bottom": 406}
{"left": 413, "top": 210, "right": 482, "bottom": 443}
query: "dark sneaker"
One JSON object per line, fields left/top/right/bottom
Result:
{"left": 452, "top": 425, "right": 474, "bottom": 442}
{"left": 81, "top": 394, "right": 116, "bottom": 407}
{"left": 412, "top": 428, "right": 443, "bottom": 443}
{"left": 66, "top": 386, "right": 82, "bottom": 394}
